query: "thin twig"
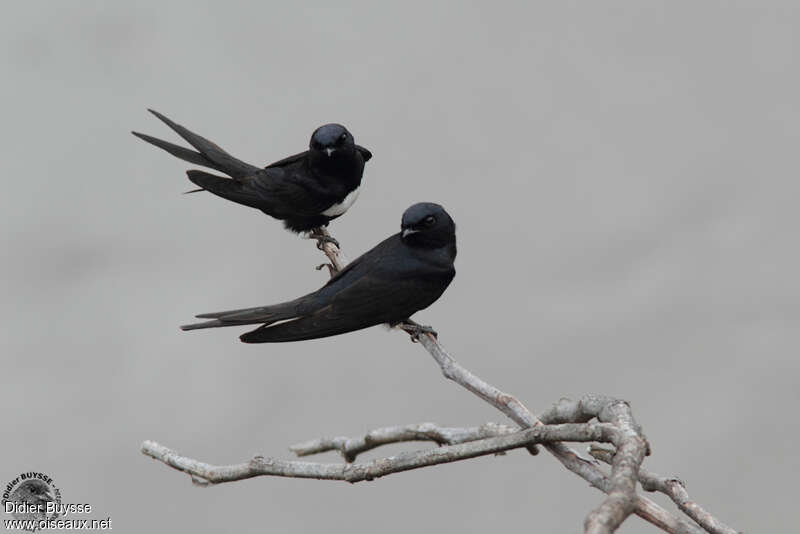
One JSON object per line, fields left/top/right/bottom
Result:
{"left": 290, "top": 422, "right": 517, "bottom": 462}
{"left": 255, "top": 231, "right": 713, "bottom": 533}
{"left": 140, "top": 231, "right": 737, "bottom": 534}
{"left": 411, "top": 334, "right": 654, "bottom": 534}
{"left": 311, "top": 226, "right": 347, "bottom": 274}
{"left": 538, "top": 396, "right": 650, "bottom": 533}
{"left": 589, "top": 446, "right": 740, "bottom": 534}
{"left": 142, "top": 423, "right": 616, "bottom": 485}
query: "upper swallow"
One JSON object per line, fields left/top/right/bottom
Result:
{"left": 181, "top": 202, "right": 457, "bottom": 343}
{"left": 132, "top": 110, "right": 372, "bottom": 232}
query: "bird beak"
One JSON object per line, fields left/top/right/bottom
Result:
{"left": 42, "top": 490, "right": 54, "bottom": 502}
{"left": 325, "top": 147, "right": 335, "bottom": 157}
{"left": 402, "top": 228, "right": 419, "bottom": 238}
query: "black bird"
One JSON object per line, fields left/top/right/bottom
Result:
{"left": 132, "top": 110, "right": 372, "bottom": 233}
{"left": 181, "top": 202, "right": 456, "bottom": 343}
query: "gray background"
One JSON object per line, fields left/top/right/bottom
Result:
{"left": 2, "top": 2, "right": 797, "bottom": 532}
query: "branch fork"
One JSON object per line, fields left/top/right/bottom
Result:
{"left": 142, "top": 229, "right": 738, "bottom": 534}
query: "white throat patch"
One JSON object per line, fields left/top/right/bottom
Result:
{"left": 321, "top": 186, "right": 361, "bottom": 217}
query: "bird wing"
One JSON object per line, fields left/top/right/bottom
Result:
{"left": 356, "top": 145, "right": 373, "bottom": 162}
{"left": 182, "top": 236, "right": 403, "bottom": 331}
{"left": 245, "top": 167, "right": 338, "bottom": 217}
{"left": 240, "top": 237, "right": 452, "bottom": 342}
{"left": 184, "top": 166, "right": 333, "bottom": 217}
{"left": 182, "top": 234, "right": 453, "bottom": 343}
{"left": 239, "top": 271, "right": 443, "bottom": 343}
{"left": 263, "top": 150, "right": 309, "bottom": 169}
{"left": 181, "top": 295, "right": 306, "bottom": 330}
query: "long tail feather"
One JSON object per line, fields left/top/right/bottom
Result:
{"left": 147, "top": 109, "right": 260, "bottom": 179}
{"left": 180, "top": 319, "right": 227, "bottom": 331}
{"left": 132, "top": 131, "right": 227, "bottom": 173}
{"left": 181, "top": 299, "right": 305, "bottom": 332}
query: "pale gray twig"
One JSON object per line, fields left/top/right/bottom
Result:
{"left": 539, "top": 396, "right": 650, "bottom": 533}
{"left": 410, "top": 333, "right": 704, "bottom": 534}
{"left": 410, "top": 330, "right": 651, "bottom": 534}
{"left": 290, "top": 422, "right": 517, "bottom": 462}
{"left": 140, "top": 231, "right": 736, "bottom": 534}
{"left": 311, "top": 226, "right": 347, "bottom": 274}
{"left": 142, "top": 423, "right": 617, "bottom": 485}
{"left": 588, "top": 446, "right": 740, "bottom": 534}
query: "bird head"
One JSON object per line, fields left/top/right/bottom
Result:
{"left": 12, "top": 480, "right": 54, "bottom": 506}
{"left": 309, "top": 124, "right": 355, "bottom": 158}
{"left": 401, "top": 202, "right": 456, "bottom": 249}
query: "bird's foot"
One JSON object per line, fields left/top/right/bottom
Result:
{"left": 315, "top": 235, "right": 340, "bottom": 250}
{"left": 316, "top": 263, "right": 335, "bottom": 276}
{"left": 402, "top": 321, "right": 438, "bottom": 343}
{"left": 307, "top": 228, "right": 341, "bottom": 250}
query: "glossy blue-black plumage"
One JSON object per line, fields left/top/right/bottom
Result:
{"left": 181, "top": 203, "right": 456, "bottom": 343}
{"left": 132, "top": 110, "right": 372, "bottom": 232}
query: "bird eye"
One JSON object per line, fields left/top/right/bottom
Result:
{"left": 423, "top": 215, "right": 436, "bottom": 226}
{"left": 338, "top": 132, "right": 347, "bottom": 143}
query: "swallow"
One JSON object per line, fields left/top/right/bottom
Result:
{"left": 132, "top": 109, "right": 372, "bottom": 232}
{"left": 181, "top": 202, "right": 456, "bottom": 343}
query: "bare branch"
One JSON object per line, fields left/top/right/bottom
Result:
{"left": 535, "top": 396, "right": 650, "bottom": 533}
{"left": 142, "top": 425, "right": 701, "bottom": 534}
{"left": 142, "top": 423, "right": 617, "bottom": 485}
{"left": 405, "top": 338, "right": 714, "bottom": 534}
{"left": 411, "top": 332, "right": 541, "bottom": 428}
{"left": 410, "top": 332, "right": 651, "bottom": 534}
{"left": 589, "top": 446, "right": 740, "bottom": 534}
{"left": 633, "top": 496, "right": 707, "bottom": 534}
{"left": 287, "top": 417, "right": 709, "bottom": 534}
{"left": 290, "top": 422, "right": 518, "bottom": 462}
{"left": 312, "top": 226, "right": 347, "bottom": 274}
{"left": 141, "top": 230, "right": 738, "bottom": 534}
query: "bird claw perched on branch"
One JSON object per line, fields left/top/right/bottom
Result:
{"left": 315, "top": 235, "right": 340, "bottom": 250}
{"left": 307, "top": 227, "right": 340, "bottom": 250}
{"left": 307, "top": 227, "right": 348, "bottom": 275}
{"left": 400, "top": 321, "right": 438, "bottom": 342}
{"left": 315, "top": 263, "right": 336, "bottom": 276}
